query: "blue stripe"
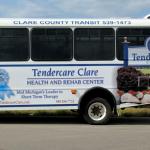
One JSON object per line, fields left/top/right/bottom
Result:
{"left": 128, "top": 46, "right": 145, "bottom": 48}
{"left": 27, "top": 77, "right": 104, "bottom": 80}
{"left": 131, "top": 65, "right": 150, "bottom": 67}
{"left": 0, "top": 104, "right": 78, "bottom": 108}
{"left": 0, "top": 64, "right": 123, "bottom": 67}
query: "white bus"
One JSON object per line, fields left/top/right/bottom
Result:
{"left": 0, "top": 17, "right": 150, "bottom": 124}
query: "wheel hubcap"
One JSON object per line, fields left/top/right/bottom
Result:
{"left": 88, "top": 102, "right": 106, "bottom": 121}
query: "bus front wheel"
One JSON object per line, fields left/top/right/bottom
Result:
{"left": 83, "top": 97, "right": 112, "bottom": 125}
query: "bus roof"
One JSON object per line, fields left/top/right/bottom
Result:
{"left": 0, "top": 18, "right": 150, "bottom": 27}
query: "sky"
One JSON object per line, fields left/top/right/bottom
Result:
{"left": 0, "top": 0, "right": 149, "bottom": 18}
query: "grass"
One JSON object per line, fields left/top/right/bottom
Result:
{"left": 0, "top": 110, "right": 78, "bottom": 117}
{"left": 0, "top": 108, "right": 150, "bottom": 117}
{"left": 138, "top": 68, "right": 150, "bottom": 74}
{"left": 118, "top": 107, "right": 150, "bottom": 117}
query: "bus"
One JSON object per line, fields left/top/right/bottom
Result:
{"left": 0, "top": 17, "right": 150, "bottom": 125}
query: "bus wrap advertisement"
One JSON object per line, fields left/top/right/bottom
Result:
{"left": 0, "top": 65, "right": 115, "bottom": 108}
{"left": 117, "top": 37, "right": 150, "bottom": 108}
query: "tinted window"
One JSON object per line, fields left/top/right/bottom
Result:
{"left": 117, "top": 28, "right": 150, "bottom": 60}
{"left": 0, "top": 28, "right": 29, "bottom": 61}
{"left": 31, "top": 28, "right": 73, "bottom": 61}
{"left": 74, "top": 28, "right": 115, "bottom": 60}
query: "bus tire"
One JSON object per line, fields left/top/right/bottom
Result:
{"left": 83, "top": 97, "right": 111, "bottom": 125}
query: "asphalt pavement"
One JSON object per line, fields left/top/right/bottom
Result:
{"left": 0, "top": 116, "right": 150, "bottom": 150}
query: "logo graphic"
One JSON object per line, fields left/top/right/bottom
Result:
{"left": 0, "top": 69, "right": 14, "bottom": 100}
{"left": 145, "top": 37, "right": 150, "bottom": 51}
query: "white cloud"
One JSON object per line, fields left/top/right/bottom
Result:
{"left": 0, "top": 0, "right": 149, "bottom": 18}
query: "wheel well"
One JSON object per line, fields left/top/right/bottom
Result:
{"left": 79, "top": 87, "right": 116, "bottom": 113}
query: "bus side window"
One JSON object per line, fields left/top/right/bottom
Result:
{"left": 31, "top": 28, "right": 73, "bottom": 61}
{"left": 0, "top": 28, "right": 29, "bottom": 61}
{"left": 116, "top": 28, "right": 150, "bottom": 60}
{"left": 74, "top": 28, "right": 115, "bottom": 61}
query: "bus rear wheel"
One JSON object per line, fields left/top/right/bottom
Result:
{"left": 83, "top": 97, "right": 112, "bottom": 125}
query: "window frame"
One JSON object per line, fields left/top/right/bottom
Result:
{"left": 31, "top": 27, "right": 73, "bottom": 61}
{"left": 0, "top": 27, "right": 30, "bottom": 62}
{"left": 74, "top": 27, "right": 115, "bottom": 61}
{"left": 116, "top": 27, "right": 150, "bottom": 61}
